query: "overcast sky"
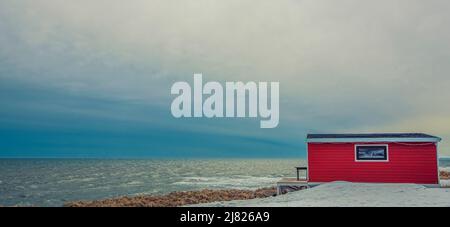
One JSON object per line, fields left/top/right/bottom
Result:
{"left": 1, "top": 0, "right": 450, "bottom": 157}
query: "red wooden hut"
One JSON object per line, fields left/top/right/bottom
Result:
{"left": 306, "top": 133, "right": 441, "bottom": 186}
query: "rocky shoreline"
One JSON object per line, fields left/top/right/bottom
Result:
{"left": 7, "top": 169, "right": 449, "bottom": 207}
{"left": 65, "top": 187, "right": 277, "bottom": 207}
{"left": 66, "top": 170, "right": 450, "bottom": 207}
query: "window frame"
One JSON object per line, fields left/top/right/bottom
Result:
{"left": 354, "top": 144, "right": 389, "bottom": 162}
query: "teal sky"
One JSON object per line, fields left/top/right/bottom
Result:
{"left": 1, "top": 0, "right": 450, "bottom": 157}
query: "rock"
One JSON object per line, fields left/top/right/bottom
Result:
{"left": 440, "top": 170, "right": 449, "bottom": 180}
{"left": 64, "top": 187, "right": 278, "bottom": 207}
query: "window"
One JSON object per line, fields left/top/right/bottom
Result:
{"left": 355, "top": 145, "right": 388, "bottom": 161}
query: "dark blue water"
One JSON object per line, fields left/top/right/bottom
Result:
{"left": 0, "top": 159, "right": 305, "bottom": 207}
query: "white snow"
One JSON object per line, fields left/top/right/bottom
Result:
{"left": 441, "top": 180, "right": 450, "bottom": 188}
{"left": 195, "top": 181, "right": 450, "bottom": 207}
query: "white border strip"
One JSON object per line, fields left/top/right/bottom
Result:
{"left": 307, "top": 137, "right": 441, "bottom": 143}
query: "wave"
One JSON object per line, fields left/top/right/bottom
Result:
{"left": 57, "top": 177, "right": 97, "bottom": 184}
{"left": 172, "top": 175, "right": 279, "bottom": 190}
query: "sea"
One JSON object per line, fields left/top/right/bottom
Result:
{"left": 1, "top": 158, "right": 449, "bottom": 207}
{"left": 0, "top": 159, "right": 306, "bottom": 207}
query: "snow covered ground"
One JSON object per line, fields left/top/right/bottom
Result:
{"left": 441, "top": 180, "right": 450, "bottom": 187}
{"left": 195, "top": 182, "right": 450, "bottom": 207}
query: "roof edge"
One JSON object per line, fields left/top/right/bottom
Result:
{"left": 307, "top": 137, "right": 441, "bottom": 143}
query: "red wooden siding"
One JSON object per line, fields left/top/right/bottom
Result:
{"left": 308, "top": 142, "right": 438, "bottom": 184}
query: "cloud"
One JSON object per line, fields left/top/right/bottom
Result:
{"left": 1, "top": 0, "right": 450, "bottom": 156}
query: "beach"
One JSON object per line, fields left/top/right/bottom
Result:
{"left": 1, "top": 159, "right": 449, "bottom": 207}
{"left": 66, "top": 187, "right": 277, "bottom": 207}
{"left": 65, "top": 169, "right": 450, "bottom": 207}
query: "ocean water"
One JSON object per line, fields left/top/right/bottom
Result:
{"left": 0, "top": 159, "right": 305, "bottom": 207}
